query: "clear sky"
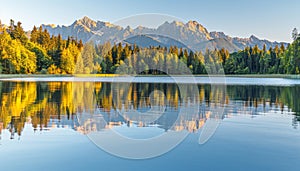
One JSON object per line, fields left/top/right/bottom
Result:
{"left": 0, "top": 0, "right": 299, "bottom": 42}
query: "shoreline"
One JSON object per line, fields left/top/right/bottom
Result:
{"left": 0, "top": 74, "right": 300, "bottom": 86}
{"left": 0, "top": 74, "right": 299, "bottom": 79}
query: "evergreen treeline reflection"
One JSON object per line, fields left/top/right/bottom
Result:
{"left": 0, "top": 81, "right": 299, "bottom": 139}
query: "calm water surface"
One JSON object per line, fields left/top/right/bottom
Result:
{"left": 0, "top": 77, "right": 299, "bottom": 171}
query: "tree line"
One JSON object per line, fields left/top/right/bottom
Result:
{"left": 0, "top": 20, "right": 83, "bottom": 74}
{"left": 0, "top": 19, "right": 299, "bottom": 75}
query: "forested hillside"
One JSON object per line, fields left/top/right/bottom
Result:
{"left": 0, "top": 20, "right": 299, "bottom": 75}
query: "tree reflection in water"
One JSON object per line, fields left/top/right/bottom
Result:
{"left": 0, "top": 81, "right": 299, "bottom": 140}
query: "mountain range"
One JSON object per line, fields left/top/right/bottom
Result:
{"left": 42, "top": 16, "right": 288, "bottom": 52}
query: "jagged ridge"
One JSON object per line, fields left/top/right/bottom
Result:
{"left": 42, "top": 16, "right": 288, "bottom": 52}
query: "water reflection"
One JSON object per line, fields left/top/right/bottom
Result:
{"left": 0, "top": 81, "right": 299, "bottom": 140}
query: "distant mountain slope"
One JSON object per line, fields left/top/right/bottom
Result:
{"left": 42, "top": 16, "right": 288, "bottom": 52}
{"left": 197, "top": 38, "right": 240, "bottom": 52}
{"left": 124, "top": 34, "right": 190, "bottom": 49}
{"left": 209, "top": 31, "right": 286, "bottom": 50}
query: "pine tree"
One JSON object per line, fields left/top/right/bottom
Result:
{"left": 292, "top": 28, "right": 299, "bottom": 41}
{"left": 30, "top": 26, "right": 38, "bottom": 43}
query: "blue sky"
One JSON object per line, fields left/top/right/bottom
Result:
{"left": 0, "top": 0, "right": 299, "bottom": 42}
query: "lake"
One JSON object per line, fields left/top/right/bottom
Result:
{"left": 0, "top": 76, "right": 299, "bottom": 171}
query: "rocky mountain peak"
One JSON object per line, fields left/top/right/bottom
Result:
{"left": 124, "top": 25, "right": 132, "bottom": 30}
{"left": 249, "top": 35, "right": 259, "bottom": 41}
{"left": 172, "top": 21, "right": 185, "bottom": 27}
{"left": 136, "top": 25, "right": 146, "bottom": 30}
{"left": 186, "top": 20, "right": 208, "bottom": 33}
{"left": 103, "top": 22, "right": 119, "bottom": 28}
{"left": 75, "top": 16, "right": 97, "bottom": 28}
{"left": 210, "top": 31, "right": 228, "bottom": 39}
